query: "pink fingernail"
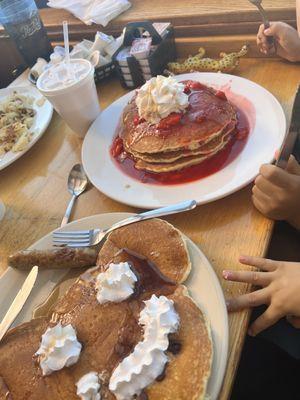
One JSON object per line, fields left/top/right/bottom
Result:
{"left": 264, "top": 28, "right": 271, "bottom": 34}
{"left": 223, "top": 270, "right": 232, "bottom": 280}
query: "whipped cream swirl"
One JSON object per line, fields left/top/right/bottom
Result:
{"left": 96, "top": 262, "right": 137, "bottom": 304}
{"left": 109, "top": 294, "right": 180, "bottom": 399}
{"left": 35, "top": 322, "right": 82, "bottom": 376}
{"left": 135, "top": 75, "right": 189, "bottom": 124}
{"left": 76, "top": 372, "right": 101, "bottom": 400}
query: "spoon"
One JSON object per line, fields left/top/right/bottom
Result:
{"left": 248, "top": 0, "right": 276, "bottom": 53}
{"left": 61, "top": 164, "right": 88, "bottom": 227}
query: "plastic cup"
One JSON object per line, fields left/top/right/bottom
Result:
{"left": 37, "top": 59, "right": 100, "bottom": 137}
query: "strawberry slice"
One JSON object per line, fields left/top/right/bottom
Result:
{"left": 158, "top": 113, "right": 182, "bottom": 129}
{"left": 133, "top": 115, "right": 146, "bottom": 125}
{"left": 184, "top": 80, "right": 206, "bottom": 93}
{"left": 111, "top": 137, "right": 124, "bottom": 158}
{"left": 215, "top": 90, "right": 227, "bottom": 101}
{"left": 133, "top": 115, "right": 140, "bottom": 126}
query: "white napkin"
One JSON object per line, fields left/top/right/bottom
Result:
{"left": 47, "top": 0, "right": 131, "bottom": 26}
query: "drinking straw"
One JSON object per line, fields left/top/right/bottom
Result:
{"left": 63, "top": 20, "right": 70, "bottom": 64}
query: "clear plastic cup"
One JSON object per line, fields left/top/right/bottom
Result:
{"left": 37, "top": 59, "right": 101, "bottom": 137}
{"left": 0, "top": 0, "right": 52, "bottom": 66}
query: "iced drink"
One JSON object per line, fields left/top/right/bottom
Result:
{"left": 37, "top": 59, "right": 100, "bottom": 137}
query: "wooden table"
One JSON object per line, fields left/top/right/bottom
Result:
{"left": 0, "top": 57, "right": 299, "bottom": 399}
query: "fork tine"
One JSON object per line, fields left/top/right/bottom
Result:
{"left": 68, "top": 242, "right": 90, "bottom": 248}
{"left": 53, "top": 233, "right": 90, "bottom": 240}
{"left": 53, "top": 237, "right": 91, "bottom": 244}
{"left": 53, "top": 230, "right": 91, "bottom": 238}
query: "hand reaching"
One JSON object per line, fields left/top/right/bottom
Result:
{"left": 224, "top": 256, "right": 300, "bottom": 336}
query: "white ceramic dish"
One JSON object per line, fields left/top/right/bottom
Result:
{"left": 0, "top": 213, "right": 228, "bottom": 400}
{"left": 82, "top": 72, "right": 286, "bottom": 209}
{"left": 0, "top": 85, "right": 53, "bottom": 171}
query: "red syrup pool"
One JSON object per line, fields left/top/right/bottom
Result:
{"left": 111, "top": 98, "right": 254, "bottom": 186}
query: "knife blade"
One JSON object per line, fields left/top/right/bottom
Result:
{"left": 276, "top": 86, "right": 300, "bottom": 169}
{"left": 0, "top": 265, "right": 38, "bottom": 342}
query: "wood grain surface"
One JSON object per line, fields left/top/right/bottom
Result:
{"left": 0, "top": 57, "right": 299, "bottom": 399}
{"left": 0, "top": 0, "right": 296, "bottom": 39}
{"left": 40, "top": 0, "right": 296, "bottom": 42}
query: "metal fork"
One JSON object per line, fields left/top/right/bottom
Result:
{"left": 52, "top": 199, "right": 197, "bottom": 247}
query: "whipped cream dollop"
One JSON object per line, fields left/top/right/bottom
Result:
{"left": 76, "top": 372, "right": 101, "bottom": 400}
{"left": 135, "top": 75, "right": 189, "bottom": 124}
{"left": 96, "top": 262, "right": 137, "bottom": 304}
{"left": 109, "top": 294, "right": 180, "bottom": 400}
{"left": 35, "top": 322, "right": 82, "bottom": 376}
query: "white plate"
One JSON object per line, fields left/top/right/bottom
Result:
{"left": 0, "top": 213, "right": 228, "bottom": 400}
{"left": 82, "top": 72, "right": 286, "bottom": 209}
{"left": 0, "top": 86, "right": 53, "bottom": 171}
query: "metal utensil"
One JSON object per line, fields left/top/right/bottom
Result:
{"left": 61, "top": 164, "right": 88, "bottom": 227}
{"left": 276, "top": 86, "right": 300, "bottom": 169}
{"left": 248, "top": 0, "right": 276, "bottom": 51}
{"left": 53, "top": 199, "right": 197, "bottom": 247}
{"left": 0, "top": 266, "right": 38, "bottom": 342}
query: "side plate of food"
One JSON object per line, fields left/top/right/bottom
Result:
{"left": 0, "top": 214, "right": 228, "bottom": 400}
{"left": 0, "top": 86, "right": 53, "bottom": 171}
{"left": 82, "top": 72, "right": 286, "bottom": 208}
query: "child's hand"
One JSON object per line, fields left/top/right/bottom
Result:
{"left": 257, "top": 22, "right": 300, "bottom": 62}
{"left": 223, "top": 256, "right": 300, "bottom": 336}
{"left": 252, "top": 155, "right": 300, "bottom": 229}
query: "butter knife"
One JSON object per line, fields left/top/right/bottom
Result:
{"left": 0, "top": 266, "right": 38, "bottom": 342}
{"left": 276, "top": 86, "right": 300, "bottom": 169}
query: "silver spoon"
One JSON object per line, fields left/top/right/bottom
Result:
{"left": 61, "top": 164, "right": 88, "bottom": 227}
{"left": 248, "top": 0, "right": 276, "bottom": 53}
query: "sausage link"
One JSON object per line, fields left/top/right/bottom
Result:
{"left": 8, "top": 247, "right": 98, "bottom": 270}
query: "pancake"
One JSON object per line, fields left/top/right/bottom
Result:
{"left": 135, "top": 133, "right": 232, "bottom": 173}
{"left": 97, "top": 219, "right": 191, "bottom": 283}
{"left": 0, "top": 247, "right": 212, "bottom": 400}
{"left": 130, "top": 127, "right": 234, "bottom": 164}
{"left": 119, "top": 83, "right": 237, "bottom": 155}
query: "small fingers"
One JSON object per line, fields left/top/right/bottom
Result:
{"left": 248, "top": 305, "right": 283, "bottom": 336}
{"left": 238, "top": 255, "right": 279, "bottom": 272}
{"left": 223, "top": 269, "right": 272, "bottom": 287}
{"left": 252, "top": 184, "right": 272, "bottom": 204}
{"left": 252, "top": 194, "right": 270, "bottom": 216}
{"left": 259, "top": 164, "right": 292, "bottom": 189}
{"left": 226, "top": 287, "right": 270, "bottom": 312}
{"left": 254, "top": 175, "right": 278, "bottom": 197}
{"left": 257, "top": 24, "right": 269, "bottom": 53}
